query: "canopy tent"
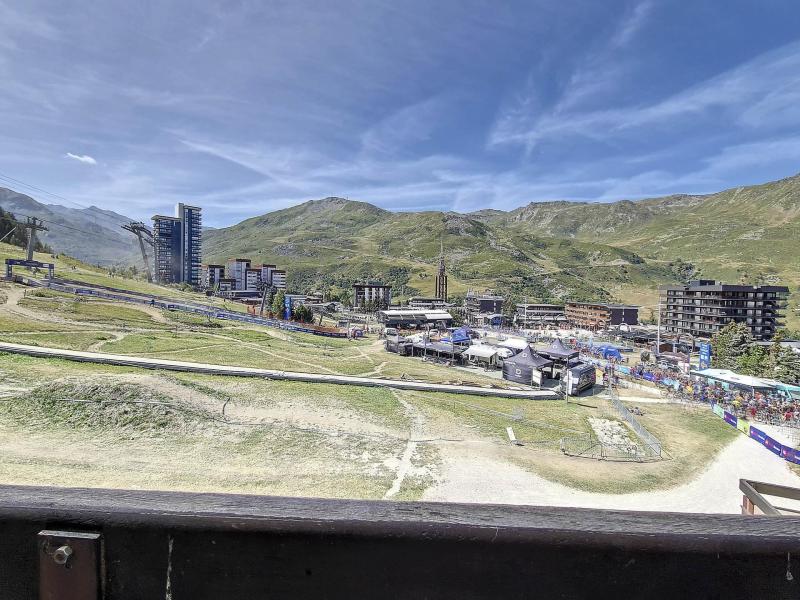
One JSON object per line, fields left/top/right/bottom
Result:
{"left": 595, "top": 344, "right": 623, "bottom": 360}
{"left": 463, "top": 345, "right": 499, "bottom": 359}
{"left": 497, "top": 337, "right": 528, "bottom": 351}
{"left": 441, "top": 327, "right": 471, "bottom": 344}
{"left": 502, "top": 347, "right": 554, "bottom": 384}
{"left": 690, "top": 368, "right": 775, "bottom": 393}
{"left": 496, "top": 347, "right": 515, "bottom": 359}
{"left": 541, "top": 339, "right": 579, "bottom": 361}
{"left": 463, "top": 344, "right": 501, "bottom": 366}
{"left": 412, "top": 341, "right": 465, "bottom": 357}
{"left": 759, "top": 379, "right": 800, "bottom": 400}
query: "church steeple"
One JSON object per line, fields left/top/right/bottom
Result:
{"left": 435, "top": 239, "right": 448, "bottom": 301}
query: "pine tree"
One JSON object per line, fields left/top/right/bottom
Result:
{"left": 272, "top": 290, "right": 286, "bottom": 318}
{"left": 710, "top": 322, "right": 753, "bottom": 370}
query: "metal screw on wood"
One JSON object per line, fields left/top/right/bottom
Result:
{"left": 52, "top": 545, "right": 73, "bottom": 566}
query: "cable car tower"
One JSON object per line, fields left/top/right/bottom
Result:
{"left": 121, "top": 222, "right": 154, "bottom": 282}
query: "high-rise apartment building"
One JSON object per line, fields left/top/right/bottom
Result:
{"left": 152, "top": 216, "right": 182, "bottom": 284}
{"left": 176, "top": 203, "right": 202, "bottom": 286}
{"left": 660, "top": 280, "right": 789, "bottom": 340}
{"left": 152, "top": 203, "right": 203, "bottom": 285}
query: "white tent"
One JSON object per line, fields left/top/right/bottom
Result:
{"left": 463, "top": 345, "right": 500, "bottom": 366}
{"left": 497, "top": 337, "right": 528, "bottom": 351}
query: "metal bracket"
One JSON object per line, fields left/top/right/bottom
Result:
{"left": 39, "top": 530, "right": 102, "bottom": 600}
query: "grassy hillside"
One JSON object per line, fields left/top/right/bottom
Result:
{"left": 4, "top": 171, "right": 798, "bottom": 328}
{"left": 0, "top": 188, "right": 136, "bottom": 265}
{"left": 204, "top": 197, "right": 680, "bottom": 313}
{"left": 481, "top": 174, "right": 800, "bottom": 326}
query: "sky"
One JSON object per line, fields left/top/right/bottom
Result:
{"left": 1, "top": 0, "right": 800, "bottom": 227}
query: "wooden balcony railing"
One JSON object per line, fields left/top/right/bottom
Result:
{"left": 2, "top": 483, "right": 800, "bottom": 599}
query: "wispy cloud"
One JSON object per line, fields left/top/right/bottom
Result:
{"left": 611, "top": 0, "right": 655, "bottom": 48}
{"left": 491, "top": 39, "right": 800, "bottom": 150}
{"left": 65, "top": 153, "right": 97, "bottom": 165}
{"left": 360, "top": 95, "right": 449, "bottom": 155}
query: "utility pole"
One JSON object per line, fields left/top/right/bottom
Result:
{"left": 121, "top": 222, "right": 154, "bottom": 282}
{"left": 24, "top": 217, "right": 48, "bottom": 262}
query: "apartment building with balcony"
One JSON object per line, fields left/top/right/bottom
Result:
{"left": 152, "top": 203, "right": 202, "bottom": 285}
{"left": 659, "top": 280, "right": 789, "bottom": 340}
{"left": 353, "top": 281, "right": 392, "bottom": 309}
{"left": 565, "top": 301, "right": 639, "bottom": 330}
{"left": 515, "top": 303, "right": 566, "bottom": 328}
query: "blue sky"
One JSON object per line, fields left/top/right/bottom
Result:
{"left": 1, "top": 0, "right": 800, "bottom": 227}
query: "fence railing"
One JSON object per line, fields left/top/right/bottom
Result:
{"left": 2, "top": 483, "right": 800, "bottom": 598}
{"left": 607, "top": 385, "right": 663, "bottom": 458}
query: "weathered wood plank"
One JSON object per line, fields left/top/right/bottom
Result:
{"left": 2, "top": 484, "right": 800, "bottom": 599}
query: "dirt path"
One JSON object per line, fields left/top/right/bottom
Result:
{"left": 384, "top": 390, "right": 427, "bottom": 499}
{"left": 424, "top": 435, "right": 800, "bottom": 513}
{"left": 204, "top": 333, "right": 341, "bottom": 374}
{"left": 87, "top": 331, "right": 127, "bottom": 352}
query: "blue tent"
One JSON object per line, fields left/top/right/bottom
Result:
{"left": 596, "top": 344, "right": 623, "bottom": 360}
{"left": 441, "top": 327, "right": 470, "bottom": 344}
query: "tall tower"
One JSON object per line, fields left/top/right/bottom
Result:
{"left": 434, "top": 240, "right": 448, "bottom": 301}
{"left": 152, "top": 204, "right": 202, "bottom": 285}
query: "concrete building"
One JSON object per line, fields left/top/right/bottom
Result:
{"left": 176, "top": 203, "right": 202, "bottom": 286}
{"left": 152, "top": 204, "right": 202, "bottom": 285}
{"left": 226, "top": 258, "right": 251, "bottom": 291}
{"left": 152, "top": 216, "right": 182, "bottom": 284}
{"left": 271, "top": 269, "right": 287, "bottom": 290}
{"left": 217, "top": 278, "right": 236, "bottom": 292}
{"left": 260, "top": 264, "right": 277, "bottom": 287}
{"left": 408, "top": 296, "right": 449, "bottom": 310}
{"left": 353, "top": 281, "right": 392, "bottom": 310}
{"left": 464, "top": 290, "right": 504, "bottom": 326}
{"left": 515, "top": 303, "right": 566, "bottom": 328}
{"left": 377, "top": 308, "right": 453, "bottom": 328}
{"left": 202, "top": 264, "right": 225, "bottom": 290}
{"left": 245, "top": 268, "right": 261, "bottom": 291}
{"left": 465, "top": 291, "right": 504, "bottom": 315}
{"left": 565, "top": 302, "right": 639, "bottom": 330}
{"left": 660, "top": 280, "right": 789, "bottom": 340}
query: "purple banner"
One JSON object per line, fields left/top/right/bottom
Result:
{"left": 763, "top": 434, "right": 783, "bottom": 456}
{"left": 781, "top": 447, "right": 800, "bottom": 464}
{"left": 750, "top": 427, "right": 767, "bottom": 444}
{"left": 723, "top": 411, "right": 737, "bottom": 427}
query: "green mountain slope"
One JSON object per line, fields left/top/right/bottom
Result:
{"left": 478, "top": 174, "right": 800, "bottom": 323}
{"left": 0, "top": 188, "right": 135, "bottom": 265}
{"left": 203, "top": 197, "right": 684, "bottom": 319}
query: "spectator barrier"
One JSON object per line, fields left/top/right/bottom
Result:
{"left": 710, "top": 404, "right": 800, "bottom": 466}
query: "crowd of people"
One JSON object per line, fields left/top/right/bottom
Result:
{"left": 617, "top": 361, "right": 800, "bottom": 428}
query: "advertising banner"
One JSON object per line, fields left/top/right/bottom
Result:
{"left": 736, "top": 419, "right": 750, "bottom": 436}
{"left": 763, "top": 434, "right": 783, "bottom": 456}
{"left": 284, "top": 295, "right": 292, "bottom": 320}
{"left": 782, "top": 447, "right": 800, "bottom": 465}
{"left": 699, "top": 343, "right": 712, "bottom": 370}
{"left": 723, "top": 411, "right": 737, "bottom": 427}
{"left": 713, "top": 404, "right": 725, "bottom": 418}
{"left": 750, "top": 427, "right": 767, "bottom": 444}
{"left": 617, "top": 365, "right": 631, "bottom": 375}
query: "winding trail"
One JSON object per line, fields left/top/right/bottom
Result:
{"left": 384, "top": 390, "right": 428, "bottom": 499}
{"left": 424, "top": 435, "right": 800, "bottom": 514}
